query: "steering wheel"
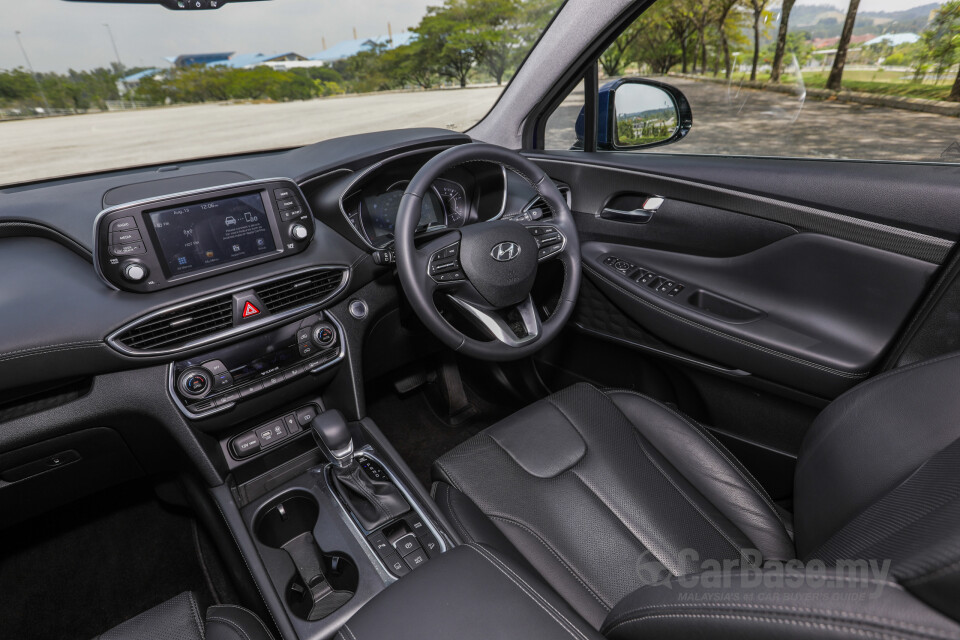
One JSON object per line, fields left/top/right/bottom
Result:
{"left": 395, "top": 143, "right": 581, "bottom": 361}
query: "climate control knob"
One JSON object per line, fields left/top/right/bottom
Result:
{"left": 290, "top": 224, "right": 309, "bottom": 241}
{"left": 122, "top": 261, "right": 149, "bottom": 282}
{"left": 178, "top": 368, "right": 212, "bottom": 398}
{"left": 311, "top": 322, "right": 337, "bottom": 349}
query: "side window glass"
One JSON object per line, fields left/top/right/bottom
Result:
{"left": 547, "top": 0, "right": 960, "bottom": 163}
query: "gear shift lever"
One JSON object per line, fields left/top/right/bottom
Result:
{"left": 311, "top": 409, "right": 355, "bottom": 470}
{"left": 311, "top": 410, "right": 410, "bottom": 530}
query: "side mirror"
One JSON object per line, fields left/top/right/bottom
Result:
{"left": 576, "top": 78, "right": 692, "bottom": 151}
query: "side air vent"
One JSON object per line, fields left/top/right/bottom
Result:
{"left": 254, "top": 269, "right": 346, "bottom": 314}
{"left": 524, "top": 183, "right": 571, "bottom": 218}
{"left": 114, "top": 295, "right": 233, "bottom": 351}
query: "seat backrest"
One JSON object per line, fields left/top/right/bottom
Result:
{"left": 793, "top": 352, "right": 960, "bottom": 618}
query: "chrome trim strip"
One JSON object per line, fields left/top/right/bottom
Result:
{"left": 447, "top": 294, "right": 541, "bottom": 347}
{"left": 93, "top": 177, "right": 311, "bottom": 292}
{"left": 167, "top": 310, "right": 348, "bottom": 420}
{"left": 108, "top": 266, "right": 350, "bottom": 357}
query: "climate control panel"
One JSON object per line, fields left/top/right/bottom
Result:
{"left": 169, "top": 312, "right": 343, "bottom": 418}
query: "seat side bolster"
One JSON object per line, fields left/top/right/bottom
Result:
{"left": 602, "top": 569, "right": 960, "bottom": 640}
{"left": 92, "top": 592, "right": 203, "bottom": 640}
{"left": 206, "top": 604, "right": 275, "bottom": 640}
{"left": 607, "top": 390, "right": 795, "bottom": 561}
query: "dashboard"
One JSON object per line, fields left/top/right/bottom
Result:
{"left": 0, "top": 130, "right": 548, "bottom": 417}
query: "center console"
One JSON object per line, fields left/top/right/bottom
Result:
{"left": 214, "top": 407, "right": 454, "bottom": 640}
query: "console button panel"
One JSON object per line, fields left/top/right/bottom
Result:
{"left": 365, "top": 512, "right": 442, "bottom": 577}
{"left": 229, "top": 403, "right": 319, "bottom": 459}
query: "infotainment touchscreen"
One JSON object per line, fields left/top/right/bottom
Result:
{"left": 146, "top": 192, "right": 277, "bottom": 277}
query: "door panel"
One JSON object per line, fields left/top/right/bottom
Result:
{"left": 529, "top": 152, "right": 953, "bottom": 401}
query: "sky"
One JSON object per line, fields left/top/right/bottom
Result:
{"left": 1, "top": 0, "right": 434, "bottom": 73}
{"left": 0, "top": 0, "right": 944, "bottom": 74}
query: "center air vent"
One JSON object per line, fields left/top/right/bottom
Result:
{"left": 114, "top": 295, "right": 233, "bottom": 352}
{"left": 254, "top": 269, "right": 346, "bottom": 314}
{"left": 109, "top": 267, "right": 348, "bottom": 356}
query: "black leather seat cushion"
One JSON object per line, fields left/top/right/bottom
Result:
{"left": 432, "top": 382, "right": 793, "bottom": 627}
{"left": 92, "top": 592, "right": 273, "bottom": 640}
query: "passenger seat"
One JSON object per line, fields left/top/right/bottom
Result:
{"left": 91, "top": 592, "right": 273, "bottom": 640}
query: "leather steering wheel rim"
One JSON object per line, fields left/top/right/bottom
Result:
{"left": 395, "top": 143, "right": 581, "bottom": 361}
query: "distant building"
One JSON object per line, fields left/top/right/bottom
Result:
{"left": 215, "top": 52, "right": 308, "bottom": 69}
{"left": 862, "top": 33, "right": 920, "bottom": 47}
{"left": 165, "top": 52, "right": 234, "bottom": 67}
{"left": 309, "top": 31, "right": 415, "bottom": 63}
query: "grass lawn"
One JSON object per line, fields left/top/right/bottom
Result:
{"left": 699, "top": 69, "right": 958, "bottom": 101}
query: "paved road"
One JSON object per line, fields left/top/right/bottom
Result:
{"left": 0, "top": 87, "right": 504, "bottom": 185}
{"left": 4, "top": 77, "right": 960, "bottom": 186}
{"left": 547, "top": 77, "right": 960, "bottom": 162}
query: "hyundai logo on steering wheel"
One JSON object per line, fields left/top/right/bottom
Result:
{"left": 491, "top": 241, "right": 521, "bottom": 262}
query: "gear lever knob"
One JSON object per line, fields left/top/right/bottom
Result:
{"left": 311, "top": 410, "right": 354, "bottom": 469}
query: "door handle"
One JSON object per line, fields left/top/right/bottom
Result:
{"left": 600, "top": 196, "right": 664, "bottom": 223}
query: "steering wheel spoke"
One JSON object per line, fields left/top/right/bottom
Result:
{"left": 446, "top": 295, "right": 541, "bottom": 348}
{"left": 522, "top": 222, "right": 567, "bottom": 262}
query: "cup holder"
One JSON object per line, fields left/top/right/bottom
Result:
{"left": 254, "top": 491, "right": 358, "bottom": 621}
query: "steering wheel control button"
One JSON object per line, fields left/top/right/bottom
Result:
{"left": 232, "top": 433, "right": 260, "bottom": 458}
{"left": 538, "top": 245, "right": 562, "bottom": 260}
{"left": 428, "top": 242, "right": 462, "bottom": 282}
{"left": 108, "top": 217, "right": 138, "bottom": 233}
{"left": 121, "top": 261, "right": 148, "bottom": 282}
{"left": 178, "top": 368, "right": 212, "bottom": 397}
{"left": 290, "top": 224, "right": 309, "bottom": 241}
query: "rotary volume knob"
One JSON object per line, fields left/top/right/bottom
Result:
{"left": 122, "top": 261, "right": 149, "bottom": 282}
{"left": 290, "top": 224, "right": 309, "bottom": 241}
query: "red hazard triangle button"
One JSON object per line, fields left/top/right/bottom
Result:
{"left": 242, "top": 301, "right": 260, "bottom": 318}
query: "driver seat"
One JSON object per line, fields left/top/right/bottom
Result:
{"left": 432, "top": 354, "right": 960, "bottom": 636}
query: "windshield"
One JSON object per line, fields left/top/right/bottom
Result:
{"left": 1, "top": 0, "right": 561, "bottom": 186}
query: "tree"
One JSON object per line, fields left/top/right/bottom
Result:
{"left": 921, "top": 0, "right": 960, "bottom": 101}
{"left": 826, "top": 0, "right": 861, "bottom": 91}
{"left": 769, "top": 0, "right": 796, "bottom": 82}
{"left": 712, "top": 0, "right": 743, "bottom": 79}
{"left": 600, "top": 24, "right": 638, "bottom": 76}
{"left": 633, "top": 4, "right": 683, "bottom": 74}
{"left": 665, "top": 9, "right": 696, "bottom": 73}
{"left": 748, "top": 0, "right": 771, "bottom": 81}
{"left": 471, "top": 0, "right": 523, "bottom": 85}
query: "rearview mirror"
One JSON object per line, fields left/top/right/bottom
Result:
{"left": 576, "top": 78, "right": 692, "bottom": 151}
{"left": 63, "top": 0, "right": 267, "bottom": 10}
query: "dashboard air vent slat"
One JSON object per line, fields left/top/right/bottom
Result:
{"left": 254, "top": 269, "right": 345, "bottom": 314}
{"left": 115, "top": 296, "right": 233, "bottom": 351}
